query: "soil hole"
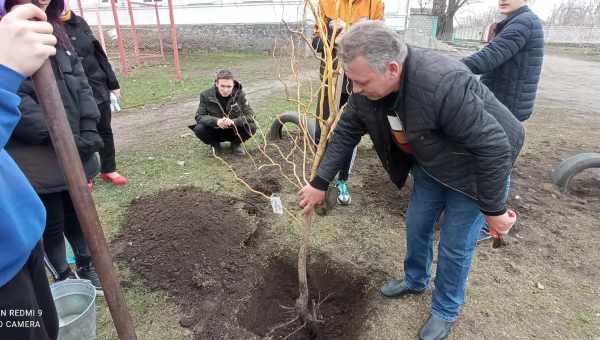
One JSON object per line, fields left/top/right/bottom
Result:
{"left": 239, "top": 255, "right": 371, "bottom": 340}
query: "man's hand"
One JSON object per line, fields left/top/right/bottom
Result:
{"left": 0, "top": 4, "right": 56, "bottom": 77}
{"left": 299, "top": 184, "right": 326, "bottom": 215}
{"left": 329, "top": 19, "right": 346, "bottom": 31}
{"left": 111, "top": 89, "right": 121, "bottom": 99}
{"left": 217, "top": 117, "right": 234, "bottom": 129}
{"left": 485, "top": 209, "right": 517, "bottom": 236}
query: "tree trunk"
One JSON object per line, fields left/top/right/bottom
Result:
{"left": 437, "top": 12, "right": 455, "bottom": 40}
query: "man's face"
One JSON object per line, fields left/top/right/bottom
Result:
{"left": 498, "top": 0, "right": 527, "bottom": 15}
{"left": 345, "top": 56, "right": 401, "bottom": 101}
{"left": 215, "top": 79, "right": 234, "bottom": 97}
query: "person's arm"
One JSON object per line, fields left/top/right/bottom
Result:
{"left": 195, "top": 92, "right": 219, "bottom": 127}
{"left": 0, "top": 66, "right": 26, "bottom": 150}
{"left": 434, "top": 71, "right": 517, "bottom": 215}
{"left": 232, "top": 90, "right": 255, "bottom": 127}
{"left": 311, "top": 95, "right": 367, "bottom": 189}
{"left": 462, "top": 18, "right": 532, "bottom": 74}
{"left": 11, "top": 79, "right": 50, "bottom": 144}
{"left": 78, "top": 17, "right": 120, "bottom": 91}
{"left": 71, "top": 55, "right": 104, "bottom": 160}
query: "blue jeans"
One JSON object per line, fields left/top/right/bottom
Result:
{"left": 403, "top": 166, "right": 485, "bottom": 322}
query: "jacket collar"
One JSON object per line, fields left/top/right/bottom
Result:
{"left": 497, "top": 5, "right": 530, "bottom": 30}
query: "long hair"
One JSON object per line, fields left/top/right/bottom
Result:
{"left": 5, "top": 0, "right": 74, "bottom": 52}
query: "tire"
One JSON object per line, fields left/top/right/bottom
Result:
{"left": 551, "top": 153, "right": 600, "bottom": 193}
{"left": 267, "top": 111, "right": 317, "bottom": 141}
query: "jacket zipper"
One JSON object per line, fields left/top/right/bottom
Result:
{"left": 419, "top": 166, "right": 478, "bottom": 201}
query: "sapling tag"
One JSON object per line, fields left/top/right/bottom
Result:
{"left": 271, "top": 195, "right": 283, "bottom": 215}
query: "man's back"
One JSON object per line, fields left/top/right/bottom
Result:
{"left": 463, "top": 6, "right": 544, "bottom": 121}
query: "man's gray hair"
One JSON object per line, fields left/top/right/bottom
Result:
{"left": 338, "top": 21, "right": 408, "bottom": 74}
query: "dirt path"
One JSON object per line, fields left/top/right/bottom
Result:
{"left": 111, "top": 70, "right": 316, "bottom": 151}
{"left": 536, "top": 54, "right": 600, "bottom": 115}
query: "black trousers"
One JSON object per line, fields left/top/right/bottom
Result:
{"left": 39, "top": 191, "right": 91, "bottom": 276}
{"left": 0, "top": 242, "right": 59, "bottom": 340}
{"left": 98, "top": 101, "right": 117, "bottom": 173}
{"left": 191, "top": 120, "right": 256, "bottom": 145}
{"left": 315, "top": 84, "right": 353, "bottom": 181}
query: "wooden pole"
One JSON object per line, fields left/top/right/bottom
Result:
{"left": 31, "top": 57, "right": 138, "bottom": 340}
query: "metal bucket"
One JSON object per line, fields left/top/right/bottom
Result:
{"left": 51, "top": 279, "right": 97, "bottom": 340}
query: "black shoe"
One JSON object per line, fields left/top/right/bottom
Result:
{"left": 208, "top": 143, "right": 221, "bottom": 155}
{"left": 419, "top": 314, "right": 455, "bottom": 340}
{"left": 57, "top": 268, "right": 76, "bottom": 281}
{"left": 379, "top": 279, "right": 425, "bottom": 298}
{"left": 231, "top": 142, "right": 245, "bottom": 156}
{"left": 77, "top": 265, "right": 104, "bottom": 296}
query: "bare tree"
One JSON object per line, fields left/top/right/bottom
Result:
{"left": 548, "top": 0, "right": 600, "bottom": 26}
{"left": 432, "top": 0, "right": 482, "bottom": 40}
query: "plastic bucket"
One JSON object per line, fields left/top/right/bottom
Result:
{"left": 51, "top": 279, "right": 97, "bottom": 340}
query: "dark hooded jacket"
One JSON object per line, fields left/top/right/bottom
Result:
{"left": 312, "top": 47, "right": 525, "bottom": 216}
{"left": 195, "top": 80, "right": 256, "bottom": 130}
{"left": 462, "top": 6, "right": 544, "bottom": 121}
{"left": 63, "top": 12, "right": 120, "bottom": 105}
{"left": 6, "top": 49, "right": 103, "bottom": 194}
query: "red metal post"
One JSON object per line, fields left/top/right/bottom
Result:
{"left": 125, "top": 0, "right": 141, "bottom": 65}
{"left": 110, "top": 0, "right": 129, "bottom": 76}
{"left": 76, "top": 0, "right": 84, "bottom": 18}
{"left": 96, "top": 6, "right": 107, "bottom": 54}
{"left": 154, "top": 0, "right": 166, "bottom": 62}
{"left": 167, "top": 0, "right": 181, "bottom": 81}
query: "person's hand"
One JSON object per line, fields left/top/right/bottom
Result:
{"left": 299, "top": 184, "right": 326, "bottom": 215}
{"left": 111, "top": 89, "right": 121, "bottom": 99}
{"left": 329, "top": 19, "right": 346, "bottom": 31}
{"left": 0, "top": 4, "right": 56, "bottom": 77}
{"left": 216, "top": 118, "right": 227, "bottom": 129}
{"left": 485, "top": 209, "right": 517, "bottom": 236}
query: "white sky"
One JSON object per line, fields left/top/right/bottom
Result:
{"left": 460, "top": 0, "right": 564, "bottom": 20}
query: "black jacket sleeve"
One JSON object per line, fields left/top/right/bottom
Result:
{"left": 12, "top": 80, "right": 50, "bottom": 145}
{"left": 462, "top": 18, "right": 532, "bottom": 74}
{"left": 71, "top": 55, "right": 103, "bottom": 160}
{"left": 434, "top": 71, "right": 513, "bottom": 215}
{"left": 232, "top": 90, "right": 256, "bottom": 128}
{"left": 195, "top": 92, "right": 219, "bottom": 127}
{"left": 313, "top": 95, "right": 367, "bottom": 190}
{"left": 79, "top": 17, "right": 120, "bottom": 91}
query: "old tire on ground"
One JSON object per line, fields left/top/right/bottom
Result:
{"left": 267, "top": 111, "right": 317, "bottom": 141}
{"left": 551, "top": 153, "right": 600, "bottom": 193}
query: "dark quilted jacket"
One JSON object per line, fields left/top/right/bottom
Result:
{"left": 462, "top": 6, "right": 544, "bottom": 121}
{"left": 313, "top": 47, "right": 525, "bottom": 215}
{"left": 64, "top": 13, "right": 120, "bottom": 105}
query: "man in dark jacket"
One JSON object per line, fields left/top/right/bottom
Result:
{"left": 299, "top": 22, "right": 523, "bottom": 340}
{"left": 462, "top": 0, "right": 544, "bottom": 122}
{"left": 190, "top": 70, "right": 256, "bottom": 156}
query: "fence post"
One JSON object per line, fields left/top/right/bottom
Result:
{"left": 154, "top": 0, "right": 166, "bottom": 62}
{"left": 110, "top": 0, "right": 129, "bottom": 76}
{"left": 167, "top": 0, "right": 181, "bottom": 81}
{"left": 125, "top": 0, "right": 141, "bottom": 65}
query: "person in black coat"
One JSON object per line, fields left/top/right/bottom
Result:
{"left": 462, "top": 0, "right": 544, "bottom": 122}
{"left": 4, "top": 0, "right": 104, "bottom": 292}
{"left": 61, "top": 7, "right": 128, "bottom": 186}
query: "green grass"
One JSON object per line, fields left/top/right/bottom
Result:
{"left": 117, "top": 51, "right": 270, "bottom": 108}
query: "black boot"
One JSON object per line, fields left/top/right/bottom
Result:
{"left": 57, "top": 268, "right": 76, "bottom": 281}
{"left": 379, "top": 279, "right": 425, "bottom": 298}
{"left": 419, "top": 314, "right": 455, "bottom": 340}
{"left": 231, "top": 142, "right": 245, "bottom": 156}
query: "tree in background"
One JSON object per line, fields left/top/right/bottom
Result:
{"left": 548, "top": 0, "right": 600, "bottom": 26}
{"left": 432, "top": 0, "right": 482, "bottom": 40}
